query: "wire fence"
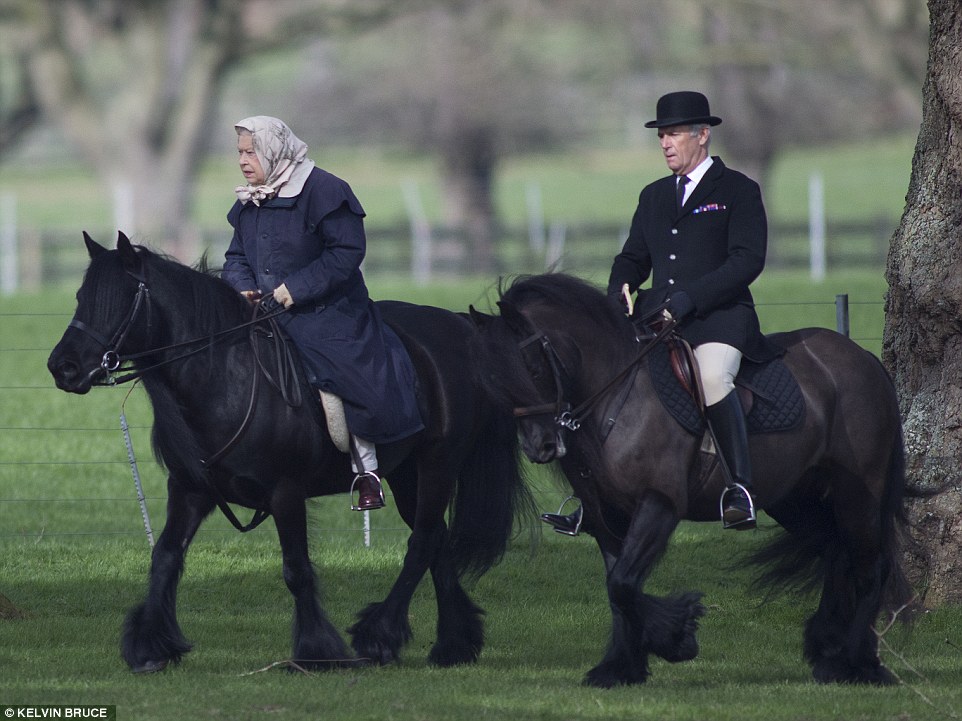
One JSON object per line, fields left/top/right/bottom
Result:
{"left": 0, "top": 297, "right": 886, "bottom": 546}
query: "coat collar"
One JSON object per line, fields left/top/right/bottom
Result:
{"left": 675, "top": 156, "right": 725, "bottom": 218}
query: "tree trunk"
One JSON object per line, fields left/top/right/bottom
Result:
{"left": 882, "top": 0, "right": 962, "bottom": 607}
{"left": 439, "top": 124, "right": 498, "bottom": 274}
{"left": 705, "top": 6, "right": 787, "bottom": 190}
{"left": 25, "top": 0, "right": 236, "bottom": 261}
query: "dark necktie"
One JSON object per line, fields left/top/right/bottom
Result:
{"left": 676, "top": 174, "right": 689, "bottom": 213}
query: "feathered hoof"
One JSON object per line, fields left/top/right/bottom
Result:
{"left": 812, "top": 655, "right": 899, "bottom": 686}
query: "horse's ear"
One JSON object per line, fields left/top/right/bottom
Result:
{"left": 116, "top": 231, "right": 145, "bottom": 281}
{"left": 468, "top": 305, "right": 493, "bottom": 329}
{"left": 496, "top": 299, "right": 526, "bottom": 329}
{"left": 82, "top": 231, "right": 107, "bottom": 258}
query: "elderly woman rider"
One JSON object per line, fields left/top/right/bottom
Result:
{"left": 223, "top": 116, "right": 423, "bottom": 511}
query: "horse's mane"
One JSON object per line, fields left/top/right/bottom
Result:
{"left": 499, "top": 273, "right": 633, "bottom": 343}
{"left": 473, "top": 273, "right": 633, "bottom": 413}
{"left": 140, "top": 247, "right": 249, "bottom": 335}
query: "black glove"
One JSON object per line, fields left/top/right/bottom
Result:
{"left": 608, "top": 290, "right": 630, "bottom": 314}
{"left": 665, "top": 291, "right": 695, "bottom": 321}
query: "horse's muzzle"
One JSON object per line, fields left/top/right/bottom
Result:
{"left": 520, "top": 424, "right": 567, "bottom": 463}
{"left": 47, "top": 349, "right": 96, "bottom": 394}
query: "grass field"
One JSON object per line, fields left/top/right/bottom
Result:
{"left": 2, "top": 272, "right": 961, "bottom": 721}
{"left": 0, "top": 130, "right": 947, "bottom": 720}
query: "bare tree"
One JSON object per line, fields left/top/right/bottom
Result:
{"left": 702, "top": 0, "right": 926, "bottom": 187}
{"left": 298, "top": 0, "right": 601, "bottom": 272}
{"left": 2, "top": 0, "right": 427, "bottom": 259}
{"left": 2, "top": 0, "right": 929, "bottom": 267}
{"left": 883, "top": 0, "right": 962, "bottom": 606}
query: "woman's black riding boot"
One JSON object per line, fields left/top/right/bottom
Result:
{"left": 705, "top": 392, "right": 756, "bottom": 530}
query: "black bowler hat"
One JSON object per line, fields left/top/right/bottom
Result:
{"left": 645, "top": 91, "right": 722, "bottom": 128}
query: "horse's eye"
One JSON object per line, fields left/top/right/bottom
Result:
{"left": 527, "top": 363, "right": 543, "bottom": 380}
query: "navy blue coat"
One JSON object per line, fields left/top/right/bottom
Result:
{"left": 224, "top": 167, "right": 423, "bottom": 443}
{"left": 608, "top": 157, "right": 780, "bottom": 362}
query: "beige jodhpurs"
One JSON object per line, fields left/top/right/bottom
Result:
{"left": 693, "top": 342, "right": 742, "bottom": 406}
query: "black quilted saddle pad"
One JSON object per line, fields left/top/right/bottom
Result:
{"left": 647, "top": 341, "right": 805, "bottom": 436}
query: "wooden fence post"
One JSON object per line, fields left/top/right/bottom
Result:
{"left": 835, "top": 293, "right": 850, "bottom": 336}
{"left": 1, "top": 192, "right": 17, "bottom": 296}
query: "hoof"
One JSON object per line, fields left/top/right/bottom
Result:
{"left": 812, "top": 656, "right": 899, "bottom": 686}
{"left": 130, "top": 659, "right": 169, "bottom": 674}
{"left": 428, "top": 639, "right": 481, "bottom": 667}
{"left": 583, "top": 661, "right": 649, "bottom": 688}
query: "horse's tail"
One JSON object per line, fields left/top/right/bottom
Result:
{"left": 878, "top": 420, "right": 914, "bottom": 616}
{"left": 749, "top": 400, "right": 914, "bottom": 621}
{"left": 446, "top": 408, "right": 537, "bottom": 581}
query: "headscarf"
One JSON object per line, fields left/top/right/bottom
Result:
{"left": 234, "top": 116, "right": 316, "bottom": 205}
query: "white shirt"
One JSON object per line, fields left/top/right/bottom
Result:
{"left": 678, "top": 156, "right": 714, "bottom": 206}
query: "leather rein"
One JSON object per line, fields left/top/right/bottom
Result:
{"left": 68, "top": 271, "right": 297, "bottom": 532}
{"left": 512, "top": 312, "right": 678, "bottom": 434}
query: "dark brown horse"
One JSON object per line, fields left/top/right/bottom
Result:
{"left": 471, "top": 272, "right": 912, "bottom": 688}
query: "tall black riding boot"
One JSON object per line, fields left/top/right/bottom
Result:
{"left": 705, "top": 391, "right": 756, "bottom": 530}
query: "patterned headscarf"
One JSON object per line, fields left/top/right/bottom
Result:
{"left": 234, "top": 116, "right": 316, "bottom": 205}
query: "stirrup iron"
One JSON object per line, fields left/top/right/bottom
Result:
{"left": 350, "top": 471, "right": 385, "bottom": 511}
{"left": 719, "top": 482, "right": 756, "bottom": 530}
{"left": 540, "top": 495, "right": 583, "bottom": 536}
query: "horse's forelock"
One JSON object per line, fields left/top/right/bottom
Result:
{"left": 78, "top": 246, "right": 140, "bottom": 322}
{"left": 471, "top": 310, "right": 537, "bottom": 412}
{"left": 475, "top": 274, "right": 621, "bottom": 409}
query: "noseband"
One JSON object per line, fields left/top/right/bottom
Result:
{"left": 68, "top": 277, "right": 151, "bottom": 384}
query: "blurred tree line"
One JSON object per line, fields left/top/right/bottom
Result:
{"left": 0, "top": 0, "right": 925, "bottom": 265}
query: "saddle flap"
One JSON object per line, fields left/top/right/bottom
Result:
{"left": 648, "top": 339, "right": 804, "bottom": 436}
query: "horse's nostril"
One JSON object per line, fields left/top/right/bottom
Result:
{"left": 48, "top": 353, "right": 80, "bottom": 385}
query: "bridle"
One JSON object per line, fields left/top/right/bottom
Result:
{"left": 68, "top": 270, "right": 288, "bottom": 388}
{"left": 69, "top": 277, "right": 151, "bottom": 384}
{"left": 512, "top": 331, "right": 580, "bottom": 429}
{"left": 66, "top": 267, "right": 294, "bottom": 533}
{"left": 511, "top": 313, "right": 678, "bottom": 435}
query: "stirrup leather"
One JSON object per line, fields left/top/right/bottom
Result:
{"left": 540, "top": 495, "right": 583, "bottom": 536}
{"left": 719, "top": 482, "right": 756, "bottom": 529}
{"left": 350, "top": 471, "right": 385, "bottom": 511}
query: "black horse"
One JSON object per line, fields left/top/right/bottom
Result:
{"left": 48, "top": 232, "right": 532, "bottom": 673}
{"left": 471, "top": 272, "right": 912, "bottom": 688}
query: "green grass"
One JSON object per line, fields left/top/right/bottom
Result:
{"left": 3, "top": 525, "right": 960, "bottom": 720}
{"left": 3, "top": 277, "right": 959, "bottom": 720}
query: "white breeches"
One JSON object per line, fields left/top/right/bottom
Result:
{"left": 351, "top": 435, "right": 378, "bottom": 474}
{"left": 693, "top": 342, "right": 742, "bottom": 406}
